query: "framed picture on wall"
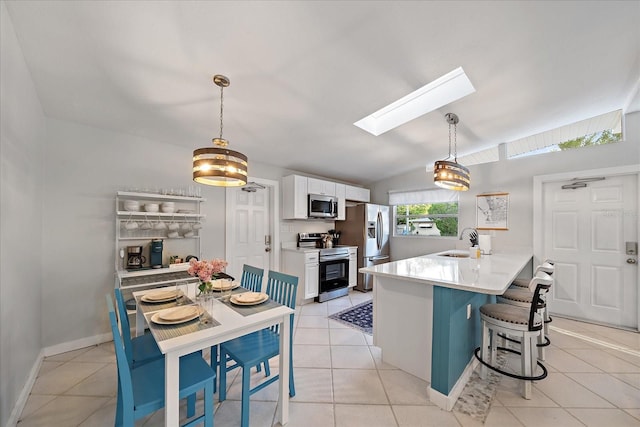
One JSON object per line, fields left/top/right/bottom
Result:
{"left": 476, "top": 193, "right": 509, "bottom": 230}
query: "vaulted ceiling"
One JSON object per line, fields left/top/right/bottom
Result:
{"left": 5, "top": 1, "right": 640, "bottom": 184}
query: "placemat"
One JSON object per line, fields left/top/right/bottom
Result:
{"left": 136, "top": 294, "right": 194, "bottom": 314}
{"left": 144, "top": 308, "right": 219, "bottom": 342}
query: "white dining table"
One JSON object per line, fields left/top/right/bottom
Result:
{"left": 133, "top": 286, "right": 294, "bottom": 427}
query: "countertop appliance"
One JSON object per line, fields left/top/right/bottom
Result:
{"left": 126, "top": 246, "right": 146, "bottom": 269}
{"left": 308, "top": 194, "right": 338, "bottom": 218}
{"left": 297, "top": 233, "right": 350, "bottom": 302}
{"left": 336, "top": 203, "right": 390, "bottom": 292}
{"left": 150, "top": 239, "right": 163, "bottom": 268}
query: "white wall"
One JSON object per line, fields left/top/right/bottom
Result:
{"left": 371, "top": 112, "right": 640, "bottom": 261}
{"left": 0, "top": 1, "right": 46, "bottom": 424}
{"left": 40, "top": 119, "right": 233, "bottom": 347}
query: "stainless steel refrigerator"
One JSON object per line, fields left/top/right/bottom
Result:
{"left": 336, "top": 203, "right": 390, "bottom": 291}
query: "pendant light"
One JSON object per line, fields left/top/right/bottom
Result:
{"left": 433, "top": 113, "right": 470, "bottom": 191}
{"left": 193, "top": 75, "right": 248, "bottom": 187}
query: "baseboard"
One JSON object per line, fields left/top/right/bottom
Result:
{"left": 6, "top": 333, "right": 113, "bottom": 427}
{"left": 5, "top": 349, "right": 44, "bottom": 427}
{"left": 429, "top": 356, "right": 478, "bottom": 411}
{"left": 43, "top": 332, "right": 112, "bottom": 357}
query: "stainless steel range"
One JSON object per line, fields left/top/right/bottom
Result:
{"left": 298, "top": 233, "right": 350, "bottom": 302}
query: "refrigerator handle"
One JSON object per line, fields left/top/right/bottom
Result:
{"left": 376, "top": 211, "right": 383, "bottom": 251}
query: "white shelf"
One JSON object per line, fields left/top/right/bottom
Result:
{"left": 118, "top": 235, "right": 200, "bottom": 241}
{"left": 117, "top": 191, "right": 206, "bottom": 202}
{"left": 117, "top": 210, "right": 205, "bottom": 218}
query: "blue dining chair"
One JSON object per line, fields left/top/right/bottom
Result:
{"left": 107, "top": 294, "right": 215, "bottom": 427}
{"left": 114, "top": 288, "right": 163, "bottom": 368}
{"left": 218, "top": 270, "right": 298, "bottom": 427}
{"left": 212, "top": 264, "right": 266, "bottom": 387}
{"left": 240, "top": 264, "right": 264, "bottom": 292}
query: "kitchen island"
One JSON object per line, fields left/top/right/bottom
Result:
{"left": 359, "top": 249, "right": 532, "bottom": 410}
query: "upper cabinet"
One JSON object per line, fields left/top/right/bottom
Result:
{"left": 308, "top": 177, "right": 336, "bottom": 196}
{"left": 335, "top": 183, "right": 346, "bottom": 221}
{"left": 282, "top": 174, "right": 369, "bottom": 220}
{"left": 282, "top": 175, "right": 308, "bottom": 219}
{"left": 345, "top": 185, "right": 370, "bottom": 203}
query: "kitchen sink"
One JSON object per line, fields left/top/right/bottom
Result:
{"left": 437, "top": 250, "right": 469, "bottom": 258}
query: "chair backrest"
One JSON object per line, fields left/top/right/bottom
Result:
{"left": 536, "top": 261, "right": 555, "bottom": 276}
{"left": 106, "top": 294, "right": 134, "bottom": 413}
{"left": 241, "top": 264, "right": 265, "bottom": 293}
{"left": 526, "top": 272, "right": 554, "bottom": 330}
{"left": 114, "top": 288, "right": 135, "bottom": 366}
{"left": 265, "top": 270, "right": 298, "bottom": 335}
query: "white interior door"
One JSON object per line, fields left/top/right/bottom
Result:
{"left": 225, "top": 184, "right": 271, "bottom": 282}
{"left": 543, "top": 174, "right": 638, "bottom": 328}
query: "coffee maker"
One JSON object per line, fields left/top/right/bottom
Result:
{"left": 150, "top": 239, "right": 163, "bottom": 269}
{"left": 126, "top": 246, "right": 145, "bottom": 269}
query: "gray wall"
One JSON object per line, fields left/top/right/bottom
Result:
{"left": 371, "top": 112, "right": 640, "bottom": 261}
{"left": 0, "top": 2, "right": 46, "bottom": 424}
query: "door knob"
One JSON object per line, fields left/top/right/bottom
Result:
{"left": 265, "top": 247, "right": 271, "bottom": 252}
{"left": 627, "top": 258, "right": 637, "bottom": 264}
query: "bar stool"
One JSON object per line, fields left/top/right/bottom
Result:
{"left": 499, "top": 265, "right": 554, "bottom": 360}
{"left": 510, "top": 260, "right": 554, "bottom": 289}
{"left": 476, "top": 272, "right": 553, "bottom": 399}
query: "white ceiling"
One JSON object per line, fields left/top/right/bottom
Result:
{"left": 5, "top": 1, "right": 640, "bottom": 185}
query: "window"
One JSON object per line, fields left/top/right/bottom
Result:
{"left": 389, "top": 189, "right": 459, "bottom": 237}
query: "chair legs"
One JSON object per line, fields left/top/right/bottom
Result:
{"left": 479, "top": 320, "right": 541, "bottom": 400}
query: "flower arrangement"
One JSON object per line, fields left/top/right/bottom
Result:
{"left": 187, "top": 258, "right": 228, "bottom": 294}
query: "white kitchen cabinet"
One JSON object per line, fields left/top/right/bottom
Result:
{"left": 345, "top": 185, "right": 370, "bottom": 202}
{"left": 282, "top": 175, "right": 308, "bottom": 219}
{"left": 305, "top": 260, "right": 320, "bottom": 299}
{"left": 282, "top": 249, "right": 319, "bottom": 303}
{"left": 335, "top": 183, "right": 346, "bottom": 220}
{"left": 348, "top": 247, "right": 358, "bottom": 288}
{"left": 308, "top": 177, "right": 336, "bottom": 196}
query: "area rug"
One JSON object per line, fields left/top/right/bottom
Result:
{"left": 328, "top": 301, "right": 372, "bottom": 334}
{"left": 452, "top": 350, "right": 506, "bottom": 423}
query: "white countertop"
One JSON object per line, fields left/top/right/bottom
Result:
{"left": 359, "top": 249, "right": 532, "bottom": 295}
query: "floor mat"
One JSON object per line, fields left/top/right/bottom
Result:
{"left": 453, "top": 350, "right": 506, "bottom": 423}
{"left": 328, "top": 301, "right": 372, "bottom": 334}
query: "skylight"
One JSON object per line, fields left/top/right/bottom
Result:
{"left": 354, "top": 67, "right": 476, "bottom": 136}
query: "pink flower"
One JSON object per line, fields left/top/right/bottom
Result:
{"left": 187, "top": 258, "right": 227, "bottom": 282}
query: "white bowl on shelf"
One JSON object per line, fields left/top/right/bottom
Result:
{"left": 124, "top": 201, "right": 140, "bottom": 211}
{"left": 161, "top": 204, "right": 175, "bottom": 213}
{"left": 144, "top": 203, "right": 159, "bottom": 212}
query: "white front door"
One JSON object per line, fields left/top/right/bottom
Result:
{"left": 225, "top": 183, "right": 271, "bottom": 281}
{"left": 543, "top": 174, "right": 638, "bottom": 328}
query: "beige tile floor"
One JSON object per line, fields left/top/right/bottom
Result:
{"left": 17, "top": 291, "right": 640, "bottom": 426}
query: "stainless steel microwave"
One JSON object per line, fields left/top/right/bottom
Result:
{"left": 308, "top": 194, "right": 338, "bottom": 218}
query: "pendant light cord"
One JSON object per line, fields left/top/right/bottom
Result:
{"left": 219, "top": 84, "right": 224, "bottom": 140}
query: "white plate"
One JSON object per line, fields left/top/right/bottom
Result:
{"left": 158, "top": 305, "right": 199, "bottom": 322}
{"left": 141, "top": 290, "right": 180, "bottom": 303}
{"left": 210, "top": 281, "right": 240, "bottom": 291}
{"left": 151, "top": 306, "right": 202, "bottom": 325}
{"left": 177, "top": 209, "right": 195, "bottom": 214}
{"left": 230, "top": 292, "right": 269, "bottom": 306}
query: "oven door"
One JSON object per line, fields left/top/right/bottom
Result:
{"left": 319, "top": 257, "right": 349, "bottom": 293}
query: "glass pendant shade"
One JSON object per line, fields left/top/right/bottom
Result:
{"left": 193, "top": 75, "right": 248, "bottom": 187}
